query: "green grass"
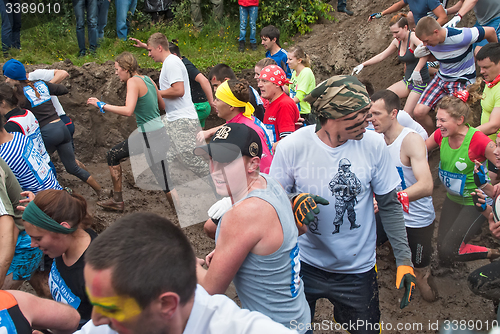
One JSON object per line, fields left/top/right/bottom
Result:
{"left": 8, "top": 14, "right": 272, "bottom": 73}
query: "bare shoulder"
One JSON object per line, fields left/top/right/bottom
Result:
{"left": 231, "top": 197, "right": 277, "bottom": 220}
{"left": 402, "top": 132, "right": 426, "bottom": 157}
{"left": 225, "top": 197, "right": 278, "bottom": 229}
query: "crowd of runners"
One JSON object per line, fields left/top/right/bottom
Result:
{"left": 0, "top": 0, "right": 499, "bottom": 333}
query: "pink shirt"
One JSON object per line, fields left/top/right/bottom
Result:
{"left": 227, "top": 113, "right": 273, "bottom": 173}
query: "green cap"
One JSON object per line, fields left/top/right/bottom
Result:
{"left": 304, "top": 75, "right": 370, "bottom": 120}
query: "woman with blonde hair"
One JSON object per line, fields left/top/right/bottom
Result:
{"left": 426, "top": 88, "right": 500, "bottom": 265}
{"left": 87, "top": 52, "right": 176, "bottom": 212}
{"left": 287, "top": 46, "right": 316, "bottom": 125}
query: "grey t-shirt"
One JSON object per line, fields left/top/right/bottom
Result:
{"left": 474, "top": 0, "right": 500, "bottom": 26}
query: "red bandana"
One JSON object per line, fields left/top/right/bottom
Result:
{"left": 453, "top": 90, "right": 469, "bottom": 103}
{"left": 259, "top": 65, "right": 291, "bottom": 86}
{"left": 485, "top": 73, "right": 500, "bottom": 89}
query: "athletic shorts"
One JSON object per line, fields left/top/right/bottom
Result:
{"left": 417, "top": 75, "right": 467, "bottom": 110}
{"left": 7, "top": 231, "right": 43, "bottom": 281}
{"left": 403, "top": 78, "right": 427, "bottom": 95}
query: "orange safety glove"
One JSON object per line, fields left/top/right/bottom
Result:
{"left": 396, "top": 265, "right": 416, "bottom": 309}
{"left": 292, "top": 193, "right": 329, "bottom": 226}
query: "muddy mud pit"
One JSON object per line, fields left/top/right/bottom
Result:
{"left": 13, "top": 0, "right": 499, "bottom": 331}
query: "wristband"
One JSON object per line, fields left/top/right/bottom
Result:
{"left": 456, "top": 13, "right": 462, "bottom": 19}
{"left": 97, "top": 101, "right": 107, "bottom": 113}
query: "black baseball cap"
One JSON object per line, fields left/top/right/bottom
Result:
{"left": 194, "top": 123, "right": 262, "bottom": 163}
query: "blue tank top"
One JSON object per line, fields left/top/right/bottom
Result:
{"left": 216, "top": 174, "right": 310, "bottom": 332}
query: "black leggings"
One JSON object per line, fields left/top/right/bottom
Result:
{"left": 107, "top": 128, "right": 171, "bottom": 193}
{"left": 376, "top": 213, "right": 435, "bottom": 268}
{"left": 437, "top": 197, "right": 488, "bottom": 264}
{"left": 40, "top": 120, "right": 90, "bottom": 182}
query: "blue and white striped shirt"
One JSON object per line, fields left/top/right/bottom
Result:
{"left": 428, "top": 27, "right": 485, "bottom": 82}
{"left": 0, "top": 132, "right": 61, "bottom": 193}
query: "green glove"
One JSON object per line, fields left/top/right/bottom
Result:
{"left": 396, "top": 265, "right": 416, "bottom": 309}
{"left": 292, "top": 193, "right": 329, "bottom": 226}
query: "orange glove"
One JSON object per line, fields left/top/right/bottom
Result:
{"left": 396, "top": 265, "right": 416, "bottom": 309}
{"left": 292, "top": 193, "right": 329, "bottom": 226}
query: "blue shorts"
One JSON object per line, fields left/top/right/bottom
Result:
{"left": 7, "top": 231, "right": 43, "bottom": 281}
{"left": 301, "top": 262, "right": 380, "bottom": 334}
{"left": 403, "top": 78, "right": 427, "bottom": 95}
{"left": 474, "top": 17, "right": 500, "bottom": 49}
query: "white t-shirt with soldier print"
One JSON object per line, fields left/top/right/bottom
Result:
{"left": 269, "top": 126, "right": 400, "bottom": 274}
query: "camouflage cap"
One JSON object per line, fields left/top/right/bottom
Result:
{"left": 303, "top": 75, "right": 370, "bottom": 120}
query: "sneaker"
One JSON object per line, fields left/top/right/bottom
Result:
{"left": 239, "top": 41, "right": 245, "bottom": 53}
{"left": 78, "top": 50, "right": 86, "bottom": 58}
{"left": 251, "top": 43, "right": 257, "bottom": 51}
{"left": 97, "top": 197, "right": 124, "bottom": 212}
{"left": 338, "top": 7, "right": 353, "bottom": 16}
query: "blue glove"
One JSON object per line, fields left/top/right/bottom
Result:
{"left": 97, "top": 101, "right": 107, "bottom": 113}
{"left": 472, "top": 194, "right": 487, "bottom": 212}
{"left": 474, "top": 164, "right": 488, "bottom": 188}
{"left": 370, "top": 12, "right": 382, "bottom": 19}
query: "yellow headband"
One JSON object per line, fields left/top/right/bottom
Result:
{"left": 215, "top": 80, "right": 255, "bottom": 119}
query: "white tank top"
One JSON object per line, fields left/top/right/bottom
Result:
{"left": 387, "top": 127, "right": 435, "bottom": 228}
{"left": 7, "top": 109, "right": 50, "bottom": 165}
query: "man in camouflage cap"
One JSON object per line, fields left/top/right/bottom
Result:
{"left": 269, "top": 75, "right": 415, "bottom": 334}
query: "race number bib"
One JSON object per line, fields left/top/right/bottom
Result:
{"left": 0, "top": 309, "right": 17, "bottom": 333}
{"left": 254, "top": 117, "right": 274, "bottom": 153}
{"left": 28, "top": 132, "right": 49, "bottom": 164}
{"left": 23, "top": 81, "right": 51, "bottom": 107}
{"left": 22, "top": 139, "right": 49, "bottom": 185}
{"left": 49, "top": 262, "right": 81, "bottom": 309}
{"left": 264, "top": 123, "right": 277, "bottom": 145}
{"left": 439, "top": 168, "right": 466, "bottom": 197}
{"left": 289, "top": 244, "right": 301, "bottom": 297}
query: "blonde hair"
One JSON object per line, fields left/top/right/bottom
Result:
{"left": 289, "top": 46, "right": 311, "bottom": 68}
{"left": 415, "top": 16, "right": 441, "bottom": 38}
{"left": 436, "top": 80, "right": 484, "bottom": 124}
{"left": 147, "top": 32, "right": 169, "bottom": 50}
{"left": 115, "top": 52, "right": 138, "bottom": 75}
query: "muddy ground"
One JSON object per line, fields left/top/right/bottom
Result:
{"left": 13, "top": 0, "right": 500, "bottom": 331}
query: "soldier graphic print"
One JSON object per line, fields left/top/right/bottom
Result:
{"left": 329, "top": 158, "right": 362, "bottom": 234}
